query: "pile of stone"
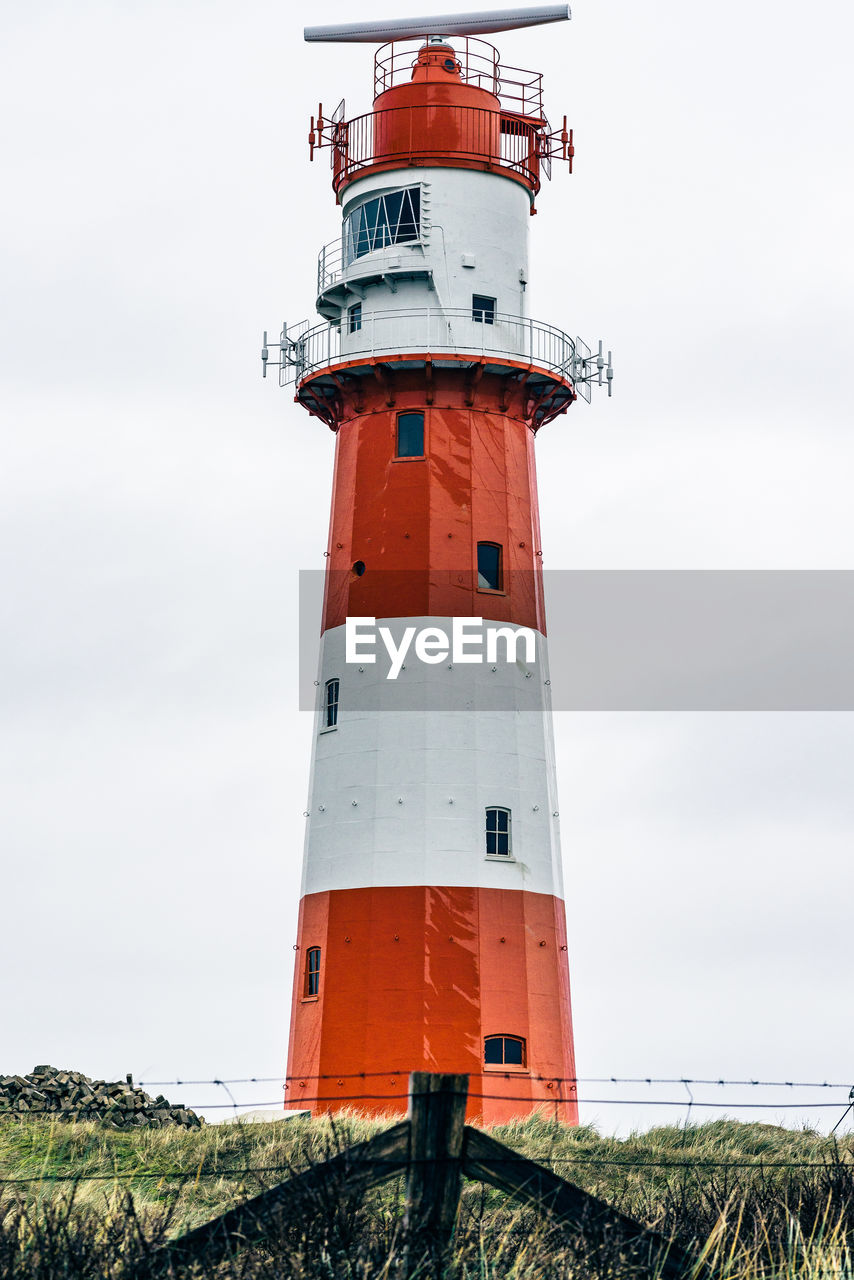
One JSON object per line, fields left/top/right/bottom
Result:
{"left": 0, "top": 1066, "right": 204, "bottom": 1129}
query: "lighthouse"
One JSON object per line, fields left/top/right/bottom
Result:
{"left": 264, "top": 4, "right": 611, "bottom": 1125}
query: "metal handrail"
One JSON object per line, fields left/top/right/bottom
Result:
{"left": 373, "top": 36, "right": 544, "bottom": 119}
{"left": 315, "top": 103, "right": 549, "bottom": 194}
{"left": 280, "top": 307, "right": 579, "bottom": 387}
{"left": 317, "top": 235, "right": 426, "bottom": 296}
{"left": 317, "top": 239, "right": 344, "bottom": 295}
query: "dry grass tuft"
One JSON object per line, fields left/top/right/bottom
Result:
{"left": 1, "top": 1112, "right": 852, "bottom": 1277}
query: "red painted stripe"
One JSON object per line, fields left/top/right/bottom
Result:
{"left": 286, "top": 885, "right": 578, "bottom": 1126}
{"left": 322, "top": 392, "right": 547, "bottom": 636}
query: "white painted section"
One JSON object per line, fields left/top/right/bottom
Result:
{"left": 334, "top": 167, "right": 530, "bottom": 332}
{"left": 301, "top": 619, "right": 565, "bottom": 901}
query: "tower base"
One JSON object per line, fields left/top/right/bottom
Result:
{"left": 286, "top": 884, "right": 578, "bottom": 1126}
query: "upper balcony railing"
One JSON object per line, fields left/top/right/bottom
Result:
{"left": 317, "top": 233, "right": 427, "bottom": 297}
{"left": 374, "top": 36, "right": 544, "bottom": 119}
{"left": 317, "top": 237, "right": 346, "bottom": 296}
{"left": 310, "top": 104, "right": 571, "bottom": 196}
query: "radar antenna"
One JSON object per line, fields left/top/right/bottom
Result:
{"left": 305, "top": 4, "right": 569, "bottom": 43}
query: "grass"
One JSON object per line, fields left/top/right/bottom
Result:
{"left": 1, "top": 1111, "right": 853, "bottom": 1277}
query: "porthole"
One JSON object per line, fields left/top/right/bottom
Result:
{"left": 353, "top": 560, "right": 366, "bottom": 577}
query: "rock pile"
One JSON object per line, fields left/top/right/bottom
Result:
{"left": 0, "top": 1066, "right": 204, "bottom": 1129}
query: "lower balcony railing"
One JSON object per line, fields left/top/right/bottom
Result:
{"left": 279, "top": 307, "right": 579, "bottom": 387}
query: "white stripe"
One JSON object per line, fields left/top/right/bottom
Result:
{"left": 301, "top": 619, "right": 564, "bottom": 899}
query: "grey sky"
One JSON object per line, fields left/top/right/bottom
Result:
{"left": 2, "top": 0, "right": 853, "bottom": 1132}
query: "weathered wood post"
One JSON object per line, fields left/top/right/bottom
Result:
{"left": 404, "top": 1072, "right": 468, "bottom": 1268}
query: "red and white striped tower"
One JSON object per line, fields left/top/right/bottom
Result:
{"left": 264, "top": 4, "right": 611, "bottom": 1125}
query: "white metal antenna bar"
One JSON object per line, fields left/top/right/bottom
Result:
{"left": 304, "top": 5, "right": 569, "bottom": 43}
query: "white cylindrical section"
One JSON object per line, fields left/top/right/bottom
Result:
{"left": 302, "top": 619, "right": 565, "bottom": 900}
{"left": 336, "top": 167, "right": 530, "bottom": 326}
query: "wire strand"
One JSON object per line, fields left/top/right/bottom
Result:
{"left": 134, "top": 1074, "right": 854, "bottom": 1089}
{"left": 5, "top": 1093, "right": 854, "bottom": 1115}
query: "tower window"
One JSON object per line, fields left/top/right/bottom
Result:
{"left": 324, "top": 678, "right": 339, "bottom": 728}
{"left": 343, "top": 186, "right": 421, "bottom": 264}
{"left": 484, "top": 1035, "right": 526, "bottom": 1067}
{"left": 348, "top": 302, "right": 362, "bottom": 333}
{"left": 304, "top": 947, "right": 321, "bottom": 997}
{"left": 477, "top": 542, "right": 502, "bottom": 591}
{"left": 396, "top": 411, "right": 424, "bottom": 458}
{"left": 472, "top": 294, "right": 495, "bottom": 324}
{"left": 485, "top": 807, "right": 511, "bottom": 857}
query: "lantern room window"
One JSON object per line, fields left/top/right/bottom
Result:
{"left": 343, "top": 187, "right": 421, "bottom": 264}
{"left": 484, "top": 1035, "right": 526, "bottom": 1067}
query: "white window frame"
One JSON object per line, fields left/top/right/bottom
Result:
{"left": 485, "top": 805, "right": 513, "bottom": 860}
{"left": 342, "top": 185, "right": 422, "bottom": 266}
{"left": 321, "top": 677, "right": 340, "bottom": 732}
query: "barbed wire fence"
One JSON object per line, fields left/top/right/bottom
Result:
{"left": 137, "top": 1073, "right": 854, "bottom": 1125}
{"left": 2, "top": 1071, "right": 853, "bottom": 1190}
{"left": 5, "top": 1076, "right": 854, "bottom": 1114}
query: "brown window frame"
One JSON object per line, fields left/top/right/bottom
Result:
{"left": 304, "top": 946, "right": 321, "bottom": 998}
{"left": 477, "top": 541, "right": 503, "bottom": 593}
{"left": 484, "top": 1034, "right": 527, "bottom": 1068}
{"left": 395, "top": 410, "right": 425, "bottom": 459}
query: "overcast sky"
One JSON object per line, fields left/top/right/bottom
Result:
{"left": 2, "top": 0, "right": 853, "bottom": 1134}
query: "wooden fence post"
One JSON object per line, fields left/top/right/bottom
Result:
{"left": 132, "top": 1071, "right": 701, "bottom": 1280}
{"left": 404, "top": 1071, "right": 468, "bottom": 1265}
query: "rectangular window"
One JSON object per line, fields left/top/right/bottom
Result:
{"left": 304, "top": 947, "right": 321, "bottom": 997}
{"left": 348, "top": 302, "right": 362, "bottom": 333}
{"left": 484, "top": 1035, "right": 526, "bottom": 1067}
{"left": 396, "top": 411, "right": 424, "bottom": 458}
{"left": 343, "top": 187, "right": 421, "bottom": 265}
{"left": 472, "top": 294, "right": 496, "bottom": 324}
{"left": 324, "top": 678, "right": 339, "bottom": 728}
{"left": 485, "top": 806, "right": 511, "bottom": 857}
{"left": 477, "top": 542, "right": 502, "bottom": 591}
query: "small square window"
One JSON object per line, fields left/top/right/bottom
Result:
{"left": 472, "top": 294, "right": 495, "bottom": 325}
{"left": 397, "top": 412, "right": 424, "bottom": 458}
{"left": 348, "top": 302, "right": 362, "bottom": 333}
